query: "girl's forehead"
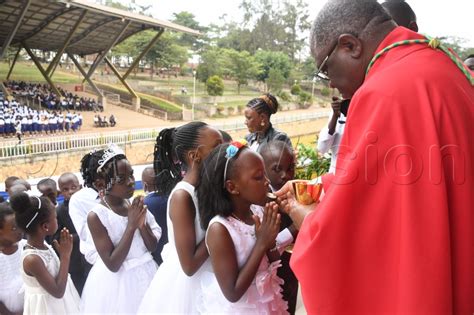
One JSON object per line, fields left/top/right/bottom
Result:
{"left": 116, "top": 159, "right": 132, "bottom": 171}
{"left": 237, "top": 149, "right": 263, "bottom": 167}
{"left": 264, "top": 147, "right": 293, "bottom": 162}
{"left": 2, "top": 213, "right": 16, "bottom": 224}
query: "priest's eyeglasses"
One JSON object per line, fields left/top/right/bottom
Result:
{"left": 315, "top": 43, "right": 338, "bottom": 81}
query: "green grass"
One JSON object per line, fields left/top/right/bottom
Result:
{"left": 0, "top": 62, "right": 81, "bottom": 84}
{"left": 139, "top": 93, "right": 182, "bottom": 113}
{"left": 116, "top": 71, "right": 260, "bottom": 97}
{"left": 1, "top": 62, "right": 331, "bottom": 113}
{"left": 95, "top": 82, "right": 182, "bottom": 113}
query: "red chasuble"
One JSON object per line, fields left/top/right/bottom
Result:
{"left": 291, "top": 27, "right": 474, "bottom": 315}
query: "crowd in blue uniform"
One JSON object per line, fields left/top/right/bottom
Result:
{"left": 0, "top": 100, "right": 83, "bottom": 138}
{"left": 5, "top": 81, "right": 103, "bottom": 112}
{"left": 0, "top": 81, "right": 103, "bottom": 138}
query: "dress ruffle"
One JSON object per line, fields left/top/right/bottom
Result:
{"left": 198, "top": 260, "right": 288, "bottom": 315}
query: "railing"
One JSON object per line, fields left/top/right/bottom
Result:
{"left": 0, "top": 129, "right": 160, "bottom": 159}
{"left": 0, "top": 111, "right": 330, "bottom": 159}
{"left": 214, "top": 111, "right": 330, "bottom": 132}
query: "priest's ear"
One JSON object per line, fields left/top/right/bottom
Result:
{"left": 337, "top": 34, "right": 363, "bottom": 59}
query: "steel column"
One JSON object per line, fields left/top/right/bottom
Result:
{"left": 47, "top": 9, "right": 88, "bottom": 76}
{"left": 83, "top": 20, "right": 131, "bottom": 83}
{"left": 6, "top": 46, "right": 22, "bottom": 80}
{"left": 104, "top": 57, "right": 138, "bottom": 99}
{"left": 122, "top": 28, "right": 164, "bottom": 80}
{"left": 22, "top": 43, "right": 62, "bottom": 97}
{"left": 68, "top": 52, "right": 106, "bottom": 111}
{"left": 1, "top": 0, "right": 32, "bottom": 59}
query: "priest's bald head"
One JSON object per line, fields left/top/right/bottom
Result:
{"left": 381, "top": 0, "right": 418, "bottom": 32}
{"left": 311, "top": 0, "right": 396, "bottom": 98}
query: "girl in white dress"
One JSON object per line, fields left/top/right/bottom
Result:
{"left": 139, "top": 122, "right": 223, "bottom": 314}
{"left": 81, "top": 145, "right": 161, "bottom": 314}
{"left": 9, "top": 193, "right": 80, "bottom": 315}
{"left": 196, "top": 141, "right": 288, "bottom": 314}
{"left": 0, "top": 204, "right": 24, "bottom": 315}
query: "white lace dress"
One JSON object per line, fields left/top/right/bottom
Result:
{"left": 0, "top": 240, "right": 25, "bottom": 313}
{"left": 198, "top": 208, "right": 288, "bottom": 315}
{"left": 20, "top": 243, "right": 80, "bottom": 315}
{"left": 138, "top": 181, "right": 211, "bottom": 314}
{"left": 81, "top": 203, "right": 161, "bottom": 314}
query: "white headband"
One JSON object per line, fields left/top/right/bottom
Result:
{"left": 25, "top": 196, "right": 41, "bottom": 229}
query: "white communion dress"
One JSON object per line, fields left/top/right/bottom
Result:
{"left": 198, "top": 208, "right": 288, "bottom": 315}
{"left": 81, "top": 203, "right": 161, "bottom": 314}
{"left": 138, "top": 181, "right": 211, "bottom": 314}
{"left": 0, "top": 240, "right": 25, "bottom": 313}
{"left": 20, "top": 243, "right": 80, "bottom": 315}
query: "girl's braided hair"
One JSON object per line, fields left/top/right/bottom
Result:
{"left": 153, "top": 121, "right": 208, "bottom": 196}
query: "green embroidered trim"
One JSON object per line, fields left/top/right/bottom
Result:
{"left": 366, "top": 37, "right": 473, "bottom": 86}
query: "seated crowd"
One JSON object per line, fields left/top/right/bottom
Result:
{"left": 93, "top": 114, "right": 116, "bottom": 128}
{"left": 4, "top": 81, "right": 103, "bottom": 112}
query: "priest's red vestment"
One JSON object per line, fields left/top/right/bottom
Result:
{"left": 291, "top": 27, "right": 474, "bottom": 315}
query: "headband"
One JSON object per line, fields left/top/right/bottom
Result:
{"left": 25, "top": 196, "right": 41, "bottom": 229}
{"left": 223, "top": 140, "right": 247, "bottom": 187}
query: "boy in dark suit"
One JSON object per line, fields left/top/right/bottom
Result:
{"left": 54, "top": 172, "right": 87, "bottom": 295}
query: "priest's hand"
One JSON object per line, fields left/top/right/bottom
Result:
{"left": 274, "top": 180, "right": 316, "bottom": 230}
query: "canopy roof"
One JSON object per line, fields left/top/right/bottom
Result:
{"left": 0, "top": 0, "right": 200, "bottom": 56}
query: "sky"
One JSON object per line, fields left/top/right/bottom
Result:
{"left": 122, "top": 0, "right": 474, "bottom": 47}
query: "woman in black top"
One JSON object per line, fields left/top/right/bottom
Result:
{"left": 244, "top": 93, "right": 291, "bottom": 152}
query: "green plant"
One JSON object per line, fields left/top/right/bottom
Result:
{"left": 266, "top": 68, "right": 285, "bottom": 93}
{"left": 295, "top": 143, "right": 330, "bottom": 180}
{"left": 237, "top": 104, "right": 244, "bottom": 113}
{"left": 278, "top": 91, "right": 291, "bottom": 102}
{"left": 206, "top": 75, "right": 225, "bottom": 96}
{"left": 298, "top": 91, "right": 313, "bottom": 107}
{"left": 290, "top": 84, "right": 302, "bottom": 95}
{"left": 216, "top": 105, "right": 225, "bottom": 113}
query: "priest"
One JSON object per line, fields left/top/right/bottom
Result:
{"left": 276, "top": 0, "right": 474, "bottom": 314}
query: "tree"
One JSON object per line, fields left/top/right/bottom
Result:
{"left": 213, "top": 22, "right": 255, "bottom": 53}
{"left": 266, "top": 68, "right": 285, "bottom": 93}
{"left": 171, "top": 11, "right": 206, "bottom": 50}
{"left": 222, "top": 49, "right": 260, "bottom": 94}
{"left": 440, "top": 36, "right": 474, "bottom": 59}
{"left": 254, "top": 50, "right": 292, "bottom": 83}
{"left": 280, "top": 0, "right": 311, "bottom": 62}
{"left": 291, "top": 84, "right": 302, "bottom": 95}
{"left": 239, "top": 0, "right": 286, "bottom": 52}
{"left": 196, "top": 47, "right": 225, "bottom": 83}
{"left": 112, "top": 31, "right": 188, "bottom": 79}
{"left": 238, "top": 0, "right": 311, "bottom": 60}
{"left": 206, "top": 75, "right": 225, "bottom": 97}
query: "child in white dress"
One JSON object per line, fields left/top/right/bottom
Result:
{"left": 81, "top": 145, "right": 161, "bottom": 314}
{"left": 196, "top": 141, "right": 288, "bottom": 314}
{"left": 139, "top": 122, "right": 223, "bottom": 313}
{"left": 0, "top": 204, "right": 24, "bottom": 315}
{"left": 10, "top": 193, "right": 80, "bottom": 315}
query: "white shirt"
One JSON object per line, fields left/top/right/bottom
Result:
{"left": 69, "top": 186, "right": 100, "bottom": 264}
{"left": 317, "top": 115, "right": 346, "bottom": 174}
